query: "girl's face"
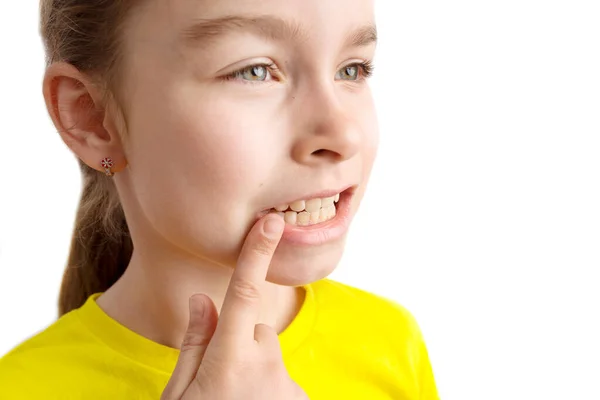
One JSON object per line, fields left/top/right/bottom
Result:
{"left": 117, "top": 0, "right": 378, "bottom": 284}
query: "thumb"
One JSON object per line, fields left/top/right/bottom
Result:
{"left": 161, "top": 294, "right": 218, "bottom": 400}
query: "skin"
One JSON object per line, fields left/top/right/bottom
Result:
{"left": 43, "top": 0, "right": 379, "bottom": 352}
{"left": 162, "top": 215, "right": 309, "bottom": 398}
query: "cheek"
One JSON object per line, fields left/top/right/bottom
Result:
{"left": 123, "top": 88, "right": 284, "bottom": 262}
{"left": 352, "top": 91, "right": 379, "bottom": 209}
{"left": 131, "top": 85, "right": 283, "bottom": 199}
{"left": 357, "top": 90, "right": 380, "bottom": 168}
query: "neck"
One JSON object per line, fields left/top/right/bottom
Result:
{"left": 96, "top": 249, "right": 304, "bottom": 349}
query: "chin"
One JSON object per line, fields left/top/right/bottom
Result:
{"left": 265, "top": 235, "right": 347, "bottom": 286}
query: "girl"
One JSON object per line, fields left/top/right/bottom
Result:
{"left": 0, "top": 0, "right": 439, "bottom": 398}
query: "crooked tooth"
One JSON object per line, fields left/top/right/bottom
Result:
{"left": 297, "top": 211, "right": 310, "bottom": 226}
{"left": 275, "top": 204, "right": 289, "bottom": 212}
{"left": 284, "top": 211, "right": 297, "bottom": 224}
{"left": 290, "top": 200, "right": 305, "bottom": 212}
{"left": 305, "top": 198, "right": 322, "bottom": 213}
{"left": 334, "top": 193, "right": 340, "bottom": 203}
{"left": 322, "top": 196, "right": 335, "bottom": 207}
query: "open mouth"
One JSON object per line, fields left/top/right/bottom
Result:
{"left": 270, "top": 192, "right": 341, "bottom": 226}
{"left": 260, "top": 186, "right": 353, "bottom": 227}
{"left": 254, "top": 185, "right": 356, "bottom": 245}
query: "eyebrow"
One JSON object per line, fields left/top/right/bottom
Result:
{"left": 179, "top": 15, "right": 377, "bottom": 50}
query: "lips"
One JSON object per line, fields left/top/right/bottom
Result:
{"left": 252, "top": 185, "right": 357, "bottom": 243}
{"left": 278, "top": 187, "right": 356, "bottom": 245}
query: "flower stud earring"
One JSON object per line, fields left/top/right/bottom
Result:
{"left": 101, "top": 157, "right": 115, "bottom": 177}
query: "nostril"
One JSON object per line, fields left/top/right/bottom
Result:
{"left": 311, "top": 149, "right": 343, "bottom": 162}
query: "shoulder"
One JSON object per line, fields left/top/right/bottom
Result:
{"left": 1, "top": 308, "right": 86, "bottom": 361}
{"left": 311, "top": 278, "right": 423, "bottom": 336}
{"left": 0, "top": 309, "right": 91, "bottom": 397}
{"left": 310, "top": 279, "right": 439, "bottom": 398}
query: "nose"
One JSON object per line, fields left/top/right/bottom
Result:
{"left": 291, "top": 86, "right": 362, "bottom": 166}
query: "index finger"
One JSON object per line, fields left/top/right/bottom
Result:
{"left": 215, "top": 213, "right": 285, "bottom": 345}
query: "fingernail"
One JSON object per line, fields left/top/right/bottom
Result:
{"left": 263, "top": 215, "right": 285, "bottom": 238}
{"left": 190, "top": 295, "right": 205, "bottom": 320}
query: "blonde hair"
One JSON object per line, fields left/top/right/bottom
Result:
{"left": 40, "top": 0, "right": 141, "bottom": 316}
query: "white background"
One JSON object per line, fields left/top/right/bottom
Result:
{"left": 1, "top": 1, "right": 599, "bottom": 399}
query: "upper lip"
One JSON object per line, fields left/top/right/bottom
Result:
{"left": 262, "top": 184, "right": 356, "bottom": 211}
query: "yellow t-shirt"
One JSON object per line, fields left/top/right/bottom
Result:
{"left": 0, "top": 279, "right": 439, "bottom": 399}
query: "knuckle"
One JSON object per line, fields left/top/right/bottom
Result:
{"left": 251, "top": 236, "right": 277, "bottom": 257}
{"left": 180, "top": 330, "right": 211, "bottom": 352}
{"left": 231, "top": 279, "right": 261, "bottom": 303}
{"left": 255, "top": 324, "right": 278, "bottom": 345}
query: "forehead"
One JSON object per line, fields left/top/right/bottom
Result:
{"left": 133, "top": 0, "right": 376, "bottom": 51}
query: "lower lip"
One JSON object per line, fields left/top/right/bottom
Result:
{"left": 279, "top": 190, "right": 354, "bottom": 246}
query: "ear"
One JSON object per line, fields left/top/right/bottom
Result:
{"left": 42, "top": 62, "right": 127, "bottom": 175}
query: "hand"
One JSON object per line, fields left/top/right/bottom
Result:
{"left": 161, "top": 214, "right": 308, "bottom": 400}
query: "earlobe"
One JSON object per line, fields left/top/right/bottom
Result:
{"left": 42, "top": 62, "right": 127, "bottom": 175}
{"left": 101, "top": 157, "right": 115, "bottom": 177}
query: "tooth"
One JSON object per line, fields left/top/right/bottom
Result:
{"left": 275, "top": 204, "right": 289, "bottom": 212}
{"left": 319, "top": 208, "right": 328, "bottom": 222}
{"left": 290, "top": 200, "right": 305, "bottom": 212}
{"left": 276, "top": 212, "right": 285, "bottom": 218}
{"left": 297, "top": 211, "right": 310, "bottom": 226}
{"left": 329, "top": 206, "right": 335, "bottom": 218}
{"left": 326, "top": 205, "right": 336, "bottom": 218}
{"left": 322, "top": 196, "right": 335, "bottom": 207}
{"left": 309, "top": 211, "right": 320, "bottom": 224}
{"left": 305, "top": 198, "right": 322, "bottom": 213}
{"left": 334, "top": 193, "right": 340, "bottom": 203}
{"left": 284, "top": 211, "right": 297, "bottom": 224}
